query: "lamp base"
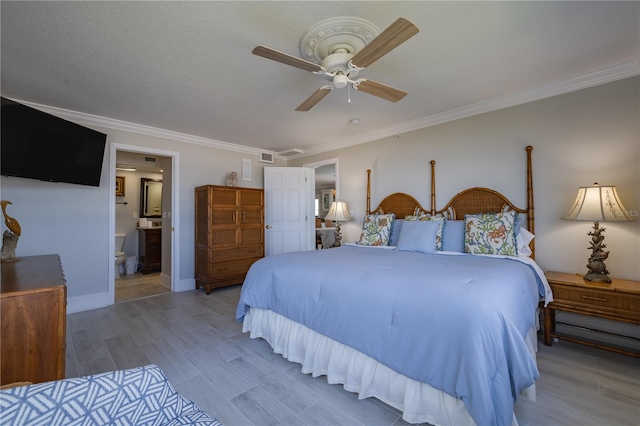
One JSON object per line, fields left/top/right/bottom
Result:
{"left": 583, "top": 272, "right": 612, "bottom": 284}
{"left": 333, "top": 223, "right": 342, "bottom": 247}
{"left": 583, "top": 221, "right": 611, "bottom": 284}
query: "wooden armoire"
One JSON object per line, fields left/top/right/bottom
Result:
{"left": 195, "top": 185, "right": 264, "bottom": 294}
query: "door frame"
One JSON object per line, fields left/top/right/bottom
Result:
{"left": 303, "top": 157, "right": 339, "bottom": 200}
{"left": 109, "top": 143, "right": 180, "bottom": 303}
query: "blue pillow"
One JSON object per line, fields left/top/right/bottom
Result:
{"left": 388, "top": 219, "right": 404, "bottom": 246}
{"left": 396, "top": 220, "right": 440, "bottom": 254}
{"left": 442, "top": 220, "right": 465, "bottom": 252}
{"left": 515, "top": 212, "right": 526, "bottom": 232}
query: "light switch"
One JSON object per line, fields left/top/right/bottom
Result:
{"left": 132, "top": 212, "right": 139, "bottom": 219}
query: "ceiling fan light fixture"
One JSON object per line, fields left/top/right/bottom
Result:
{"left": 255, "top": 17, "right": 418, "bottom": 111}
{"left": 333, "top": 74, "right": 349, "bottom": 89}
{"left": 321, "top": 52, "right": 356, "bottom": 75}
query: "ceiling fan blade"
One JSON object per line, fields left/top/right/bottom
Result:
{"left": 355, "top": 80, "right": 407, "bottom": 103}
{"left": 295, "top": 87, "right": 333, "bottom": 111}
{"left": 350, "top": 18, "right": 419, "bottom": 69}
{"left": 252, "top": 45, "right": 323, "bottom": 72}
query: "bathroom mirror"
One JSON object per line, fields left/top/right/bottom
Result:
{"left": 140, "top": 178, "right": 162, "bottom": 218}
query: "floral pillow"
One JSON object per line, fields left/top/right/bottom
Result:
{"left": 404, "top": 214, "right": 445, "bottom": 251}
{"left": 358, "top": 213, "right": 396, "bottom": 246}
{"left": 464, "top": 211, "right": 518, "bottom": 256}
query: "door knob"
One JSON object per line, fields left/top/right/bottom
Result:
{"left": 266, "top": 225, "right": 272, "bottom": 229}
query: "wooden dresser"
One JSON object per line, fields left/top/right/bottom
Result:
{"left": 138, "top": 227, "right": 162, "bottom": 274}
{"left": 195, "top": 185, "right": 264, "bottom": 294}
{"left": 544, "top": 271, "right": 640, "bottom": 357}
{"left": 1, "top": 254, "right": 67, "bottom": 386}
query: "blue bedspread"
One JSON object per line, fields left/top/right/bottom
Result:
{"left": 236, "top": 246, "right": 547, "bottom": 426}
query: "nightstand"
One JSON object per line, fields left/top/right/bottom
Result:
{"left": 543, "top": 271, "right": 640, "bottom": 357}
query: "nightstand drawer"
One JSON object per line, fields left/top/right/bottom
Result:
{"left": 551, "top": 285, "right": 640, "bottom": 322}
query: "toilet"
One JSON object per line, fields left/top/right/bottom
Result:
{"left": 115, "top": 233, "right": 126, "bottom": 279}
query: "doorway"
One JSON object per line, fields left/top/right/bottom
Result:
{"left": 304, "top": 158, "right": 338, "bottom": 217}
{"left": 109, "top": 143, "right": 180, "bottom": 304}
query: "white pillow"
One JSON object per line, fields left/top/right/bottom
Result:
{"left": 516, "top": 228, "right": 535, "bottom": 257}
{"left": 396, "top": 220, "right": 440, "bottom": 254}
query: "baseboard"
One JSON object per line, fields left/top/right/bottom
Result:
{"left": 67, "top": 291, "right": 111, "bottom": 314}
{"left": 68, "top": 277, "right": 195, "bottom": 312}
{"left": 159, "top": 272, "right": 171, "bottom": 289}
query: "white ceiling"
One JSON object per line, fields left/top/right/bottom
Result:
{"left": 2, "top": 2, "right": 638, "bottom": 158}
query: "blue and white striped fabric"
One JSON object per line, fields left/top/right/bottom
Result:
{"left": 0, "top": 365, "right": 221, "bottom": 426}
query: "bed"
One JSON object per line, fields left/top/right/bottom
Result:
{"left": 236, "top": 146, "right": 552, "bottom": 426}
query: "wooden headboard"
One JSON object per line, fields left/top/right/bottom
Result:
{"left": 366, "top": 146, "right": 535, "bottom": 256}
{"left": 365, "top": 170, "right": 428, "bottom": 219}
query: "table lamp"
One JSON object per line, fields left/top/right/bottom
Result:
{"left": 562, "top": 183, "right": 635, "bottom": 283}
{"left": 324, "top": 200, "right": 352, "bottom": 247}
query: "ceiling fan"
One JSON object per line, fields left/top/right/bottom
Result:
{"left": 252, "top": 17, "right": 419, "bottom": 111}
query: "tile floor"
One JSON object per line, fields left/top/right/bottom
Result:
{"left": 66, "top": 285, "right": 640, "bottom": 426}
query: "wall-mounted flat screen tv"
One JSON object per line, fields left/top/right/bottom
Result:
{"left": 1, "top": 97, "right": 107, "bottom": 187}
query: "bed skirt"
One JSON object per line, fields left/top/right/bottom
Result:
{"left": 243, "top": 308, "right": 538, "bottom": 426}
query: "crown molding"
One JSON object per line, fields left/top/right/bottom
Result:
{"left": 294, "top": 59, "right": 640, "bottom": 159}
{"left": 10, "top": 59, "right": 638, "bottom": 162}
{"left": 9, "top": 99, "right": 262, "bottom": 157}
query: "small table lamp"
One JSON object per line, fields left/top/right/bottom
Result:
{"left": 324, "top": 200, "right": 352, "bottom": 247}
{"left": 562, "top": 183, "right": 635, "bottom": 283}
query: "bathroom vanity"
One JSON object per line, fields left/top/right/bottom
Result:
{"left": 138, "top": 227, "right": 162, "bottom": 274}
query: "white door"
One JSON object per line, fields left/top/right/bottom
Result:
{"left": 264, "top": 167, "right": 314, "bottom": 256}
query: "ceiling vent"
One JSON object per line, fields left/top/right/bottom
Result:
{"left": 144, "top": 156, "right": 157, "bottom": 163}
{"left": 259, "top": 150, "right": 274, "bottom": 164}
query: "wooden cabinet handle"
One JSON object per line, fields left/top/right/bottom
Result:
{"left": 582, "top": 295, "right": 607, "bottom": 302}
{"left": 242, "top": 211, "right": 246, "bottom": 222}
{"left": 232, "top": 212, "right": 236, "bottom": 223}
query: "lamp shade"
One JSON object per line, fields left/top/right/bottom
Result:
{"left": 324, "top": 200, "right": 352, "bottom": 222}
{"left": 562, "top": 184, "right": 634, "bottom": 222}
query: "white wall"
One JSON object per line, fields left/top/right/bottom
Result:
{"left": 293, "top": 77, "right": 639, "bottom": 281}
{"left": 2, "top": 77, "right": 636, "bottom": 314}
{"left": 1, "top": 123, "right": 283, "bottom": 312}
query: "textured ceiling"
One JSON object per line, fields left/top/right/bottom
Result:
{"left": 2, "top": 1, "right": 638, "bottom": 157}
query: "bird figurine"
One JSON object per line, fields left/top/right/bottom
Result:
{"left": 1, "top": 200, "right": 21, "bottom": 236}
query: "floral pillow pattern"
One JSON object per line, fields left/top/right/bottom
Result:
{"left": 404, "top": 214, "right": 445, "bottom": 250}
{"left": 358, "top": 213, "right": 396, "bottom": 246}
{"left": 464, "top": 211, "right": 518, "bottom": 256}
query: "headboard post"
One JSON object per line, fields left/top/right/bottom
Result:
{"left": 366, "top": 169, "right": 372, "bottom": 215}
{"left": 430, "top": 160, "right": 436, "bottom": 214}
{"left": 526, "top": 146, "right": 535, "bottom": 259}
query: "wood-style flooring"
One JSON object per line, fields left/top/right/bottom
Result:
{"left": 115, "top": 271, "right": 170, "bottom": 302}
{"left": 66, "top": 285, "right": 640, "bottom": 426}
